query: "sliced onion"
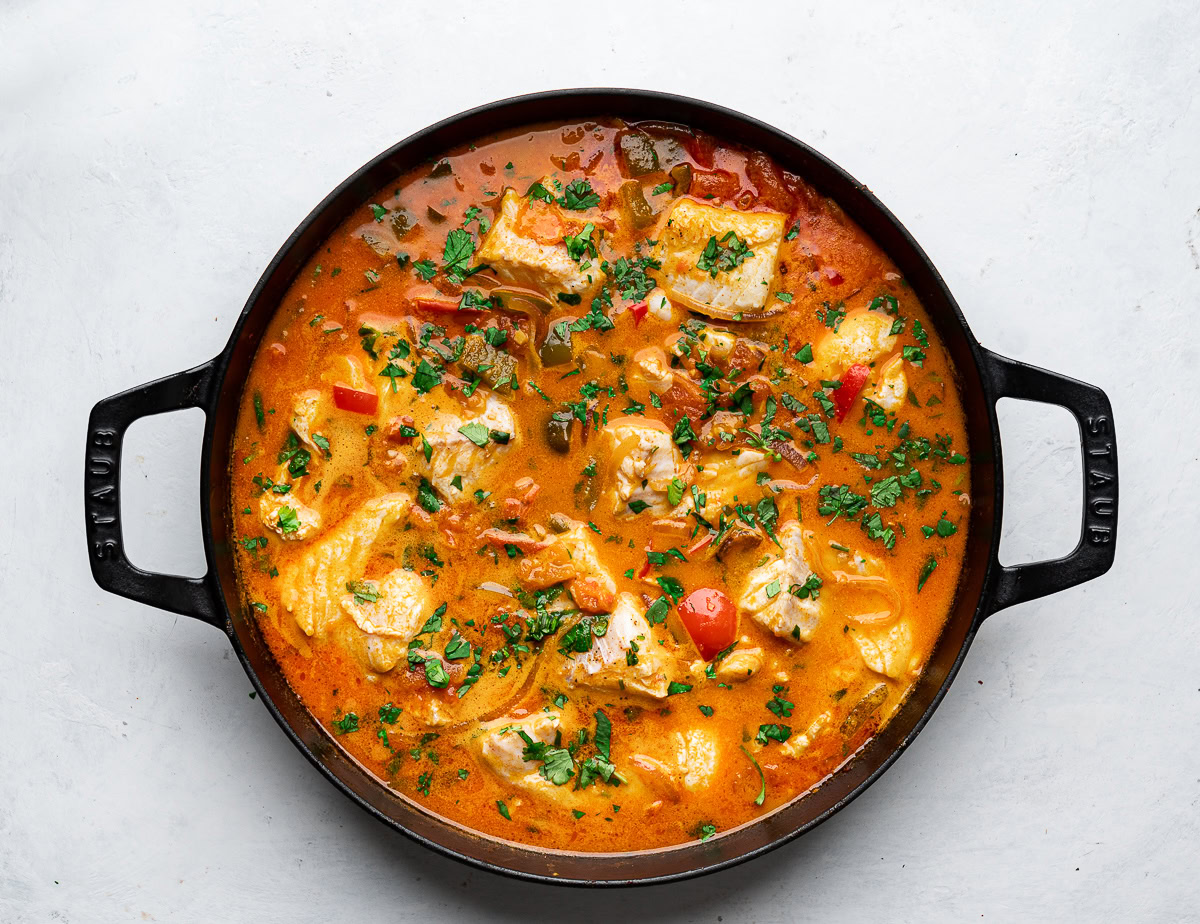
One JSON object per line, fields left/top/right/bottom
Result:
{"left": 477, "top": 581, "right": 514, "bottom": 597}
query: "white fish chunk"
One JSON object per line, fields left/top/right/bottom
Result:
{"left": 280, "top": 492, "right": 411, "bottom": 637}
{"left": 714, "top": 646, "right": 764, "bottom": 682}
{"left": 652, "top": 199, "right": 786, "bottom": 319}
{"left": 340, "top": 568, "right": 429, "bottom": 638}
{"left": 518, "top": 523, "right": 617, "bottom": 613}
{"left": 562, "top": 593, "right": 673, "bottom": 699}
{"left": 852, "top": 620, "right": 915, "bottom": 679}
{"left": 644, "top": 286, "right": 676, "bottom": 322}
{"left": 815, "top": 309, "right": 897, "bottom": 379}
{"left": 259, "top": 491, "right": 321, "bottom": 541}
{"left": 476, "top": 712, "right": 562, "bottom": 787}
{"left": 290, "top": 389, "right": 323, "bottom": 453}
{"left": 673, "top": 728, "right": 718, "bottom": 791}
{"left": 630, "top": 346, "right": 674, "bottom": 394}
{"left": 690, "top": 449, "right": 768, "bottom": 512}
{"left": 780, "top": 711, "right": 831, "bottom": 758}
{"left": 420, "top": 393, "right": 516, "bottom": 500}
{"left": 865, "top": 354, "right": 908, "bottom": 411}
{"left": 476, "top": 188, "right": 605, "bottom": 297}
{"left": 600, "top": 417, "right": 693, "bottom": 518}
{"left": 737, "top": 521, "right": 821, "bottom": 641}
{"left": 361, "top": 635, "right": 410, "bottom": 674}
{"left": 700, "top": 327, "right": 738, "bottom": 362}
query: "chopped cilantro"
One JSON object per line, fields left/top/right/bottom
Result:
{"left": 331, "top": 713, "right": 359, "bottom": 735}
{"left": 755, "top": 724, "right": 792, "bottom": 745}
{"left": 740, "top": 745, "right": 767, "bottom": 806}
{"left": 558, "top": 178, "right": 600, "bottom": 211}
{"left": 918, "top": 556, "right": 938, "bottom": 591}
{"left": 411, "top": 359, "right": 443, "bottom": 394}
{"left": 457, "top": 421, "right": 489, "bottom": 446}
{"left": 696, "top": 231, "right": 753, "bottom": 278}
{"left": 416, "top": 477, "right": 442, "bottom": 513}
{"left": 276, "top": 506, "right": 300, "bottom": 534}
{"left": 645, "top": 597, "right": 669, "bottom": 625}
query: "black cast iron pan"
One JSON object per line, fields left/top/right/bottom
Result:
{"left": 84, "top": 89, "right": 1119, "bottom": 885}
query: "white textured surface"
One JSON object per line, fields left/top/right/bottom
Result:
{"left": 2, "top": 0, "right": 1198, "bottom": 919}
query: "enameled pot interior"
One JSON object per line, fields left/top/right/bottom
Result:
{"left": 202, "top": 90, "right": 999, "bottom": 884}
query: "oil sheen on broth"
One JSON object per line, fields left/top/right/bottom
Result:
{"left": 230, "top": 119, "right": 970, "bottom": 852}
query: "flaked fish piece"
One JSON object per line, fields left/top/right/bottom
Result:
{"left": 280, "top": 492, "right": 411, "bottom": 638}
{"left": 652, "top": 199, "right": 786, "bottom": 320}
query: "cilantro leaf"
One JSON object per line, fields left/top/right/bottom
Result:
{"left": 444, "top": 632, "right": 470, "bottom": 660}
{"left": 457, "top": 421, "right": 489, "bottom": 446}
{"left": 416, "top": 477, "right": 442, "bottom": 513}
{"left": 755, "top": 724, "right": 792, "bottom": 745}
{"left": 607, "top": 255, "right": 660, "bottom": 301}
{"left": 656, "top": 576, "right": 685, "bottom": 604}
{"left": 918, "top": 556, "right": 938, "bottom": 591}
{"left": 557, "top": 178, "right": 600, "bottom": 211}
{"left": 644, "top": 597, "right": 669, "bottom": 625}
{"left": 527, "top": 181, "right": 555, "bottom": 203}
{"left": 594, "top": 710, "right": 612, "bottom": 761}
{"left": 696, "top": 231, "right": 753, "bottom": 278}
{"left": 564, "top": 222, "right": 597, "bottom": 262}
{"left": 870, "top": 475, "right": 903, "bottom": 508}
{"left": 444, "top": 228, "right": 475, "bottom": 280}
{"left": 411, "top": 359, "right": 443, "bottom": 394}
{"left": 379, "top": 703, "right": 402, "bottom": 724}
{"left": 276, "top": 506, "right": 300, "bottom": 534}
{"left": 331, "top": 713, "right": 359, "bottom": 735}
{"left": 741, "top": 745, "right": 767, "bottom": 806}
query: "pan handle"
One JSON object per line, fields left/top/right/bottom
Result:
{"left": 84, "top": 361, "right": 225, "bottom": 629}
{"left": 979, "top": 348, "right": 1118, "bottom": 616}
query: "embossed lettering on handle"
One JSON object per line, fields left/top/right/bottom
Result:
{"left": 87, "top": 428, "right": 122, "bottom": 554}
{"left": 1081, "top": 415, "right": 1116, "bottom": 547}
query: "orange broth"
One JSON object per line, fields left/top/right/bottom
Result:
{"left": 229, "top": 118, "right": 970, "bottom": 851}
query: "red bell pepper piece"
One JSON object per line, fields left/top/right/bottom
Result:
{"left": 333, "top": 383, "right": 379, "bottom": 415}
{"left": 629, "top": 301, "right": 649, "bottom": 326}
{"left": 833, "top": 363, "right": 870, "bottom": 422}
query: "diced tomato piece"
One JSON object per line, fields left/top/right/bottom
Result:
{"left": 661, "top": 378, "right": 708, "bottom": 425}
{"left": 684, "top": 131, "right": 716, "bottom": 169}
{"left": 386, "top": 415, "right": 416, "bottom": 444}
{"left": 677, "top": 587, "right": 738, "bottom": 660}
{"left": 689, "top": 169, "right": 740, "bottom": 200}
{"left": 333, "top": 383, "right": 379, "bottom": 415}
{"left": 727, "top": 339, "right": 765, "bottom": 375}
{"left": 629, "top": 302, "right": 649, "bottom": 326}
{"left": 745, "top": 153, "right": 795, "bottom": 213}
{"left": 822, "top": 266, "right": 844, "bottom": 286}
{"left": 833, "top": 363, "right": 871, "bottom": 422}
